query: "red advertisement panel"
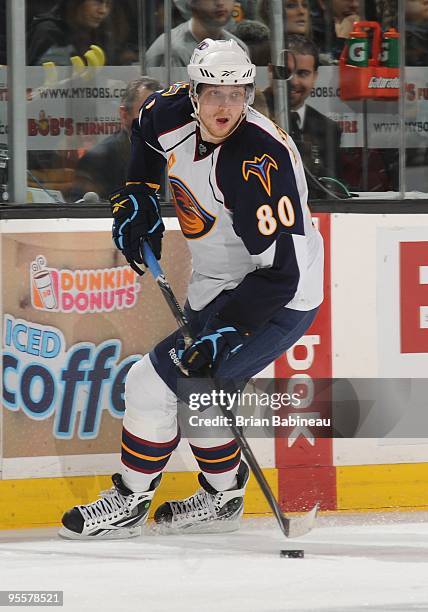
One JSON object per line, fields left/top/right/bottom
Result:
{"left": 400, "top": 241, "right": 428, "bottom": 353}
{"left": 275, "top": 213, "right": 335, "bottom": 511}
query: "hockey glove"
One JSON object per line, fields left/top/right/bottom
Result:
{"left": 181, "top": 317, "right": 249, "bottom": 376}
{"left": 110, "top": 184, "right": 165, "bottom": 266}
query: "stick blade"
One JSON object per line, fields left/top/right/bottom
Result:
{"left": 286, "top": 503, "right": 319, "bottom": 539}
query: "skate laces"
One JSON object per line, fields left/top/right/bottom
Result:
{"left": 78, "top": 487, "right": 129, "bottom": 523}
{"left": 170, "top": 489, "right": 217, "bottom": 522}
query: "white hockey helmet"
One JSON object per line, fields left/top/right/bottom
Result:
{"left": 188, "top": 38, "right": 256, "bottom": 106}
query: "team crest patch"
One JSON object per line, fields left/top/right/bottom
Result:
{"left": 169, "top": 176, "right": 216, "bottom": 239}
{"left": 242, "top": 154, "right": 279, "bottom": 197}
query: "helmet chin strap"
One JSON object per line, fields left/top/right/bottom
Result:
{"left": 190, "top": 90, "right": 249, "bottom": 144}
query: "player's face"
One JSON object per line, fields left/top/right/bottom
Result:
{"left": 288, "top": 53, "right": 317, "bottom": 110}
{"left": 75, "top": 0, "right": 112, "bottom": 29}
{"left": 406, "top": 0, "right": 428, "bottom": 22}
{"left": 198, "top": 85, "right": 246, "bottom": 137}
{"left": 191, "top": 0, "right": 235, "bottom": 28}
{"left": 284, "top": 0, "right": 310, "bottom": 35}
{"left": 330, "top": 0, "right": 360, "bottom": 20}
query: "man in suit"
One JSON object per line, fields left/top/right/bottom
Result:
{"left": 70, "top": 76, "right": 161, "bottom": 201}
{"left": 264, "top": 35, "right": 342, "bottom": 189}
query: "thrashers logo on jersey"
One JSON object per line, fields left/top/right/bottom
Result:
{"left": 169, "top": 176, "right": 216, "bottom": 239}
{"left": 242, "top": 154, "right": 279, "bottom": 197}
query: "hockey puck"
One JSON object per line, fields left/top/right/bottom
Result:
{"left": 280, "top": 549, "right": 304, "bottom": 558}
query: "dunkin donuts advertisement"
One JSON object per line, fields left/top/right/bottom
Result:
{"left": 30, "top": 256, "right": 140, "bottom": 313}
{"left": 1, "top": 227, "right": 190, "bottom": 478}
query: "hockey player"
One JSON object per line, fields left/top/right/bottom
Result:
{"left": 60, "top": 38, "right": 324, "bottom": 539}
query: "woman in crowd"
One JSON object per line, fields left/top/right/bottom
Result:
{"left": 260, "top": 0, "right": 312, "bottom": 38}
{"left": 28, "top": 0, "right": 116, "bottom": 65}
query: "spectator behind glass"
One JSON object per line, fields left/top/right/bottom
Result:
{"left": 28, "top": 0, "right": 115, "bottom": 66}
{"left": 233, "top": 18, "right": 270, "bottom": 64}
{"left": 69, "top": 77, "right": 161, "bottom": 201}
{"left": 312, "top": 0, "right": 360, "bottom": 64}
{"left": 173, "top": 0, "right": 258, "bottom": 32}
{"left": 264, "top": 35, "right": 342, "bottom": 190}
{"left": 260, "top": 0, "right": 312, "bottom": 38}
{"left": 405, "top": 0, "right": 428, "bottom": 66}
{"left": 230, "top": 20, "right": 270, "bottom": 116}
{"left": 375, "top": 0, "right": 397, "bottom": 29}
{"left": 252, "top": 88, "right": 269, "bottom": 116}
{"left": 145, "top": 0, "right": 249, "bottom": 68}
{"left": 108, "top": 0, "right": 139, "bottom": 65}
{"left": 375, "top": 0, "right": 428, "bottom": 66}
{"left": 145, "top": 0, "right": 189, "bottom": 49}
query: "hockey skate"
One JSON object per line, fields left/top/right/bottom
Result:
{"left": 154, "top": 461, "right": 249, "bottom": 533}
{"left": 59, "top": 473, "right": 161, "bottom": 540}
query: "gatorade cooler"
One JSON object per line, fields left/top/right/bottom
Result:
{"left": 339, "top": 22, "right": 400, "bottom": 100}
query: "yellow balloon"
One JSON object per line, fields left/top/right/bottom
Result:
{"left": 42, "top": 61, "right": 58, "bottom": 85}
{"left": 70, "top": 55, "right": 85, "bottom": 68}
{"left": 89, "top": 45, "right": 106, "bottom": 66}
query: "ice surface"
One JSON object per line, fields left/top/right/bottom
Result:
{"left": 1, "top": 512, "right": 427, "bottom": 612}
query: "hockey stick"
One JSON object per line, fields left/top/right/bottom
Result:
{"left": 140, "top": 241, "right": 318, "bottom": 539}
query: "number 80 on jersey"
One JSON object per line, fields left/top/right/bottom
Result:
{"left": 256, "top": 196, "right": 295, "bottom": 236}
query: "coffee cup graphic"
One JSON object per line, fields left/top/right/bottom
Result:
{"left": 32, "top": 257, "right": 57, "bottom": 310}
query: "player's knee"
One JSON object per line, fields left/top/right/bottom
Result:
{"left": 124, "top": 354, "right": 176, "bottom": 418}
{"left": 125, "top": 354, "right": 156, "bottom": 410}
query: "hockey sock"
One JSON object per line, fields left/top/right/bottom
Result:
{"left": 121, "top": 428, "right": 180, "bottom": 492}
{"left": 120, "top": 353, "right": 180, "bottom": 492}
{"left": 189, "top": 440, "right": 241, "bottom": 491}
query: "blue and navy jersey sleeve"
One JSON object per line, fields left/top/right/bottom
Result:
{"left": 126, "top": 91, "right": 166, "bottom": 190}
{"left": 127, "top": 84, "right": 193, "bottom": 191}
{"left": 216, "top": 123, "right": 306, "bottom": 331}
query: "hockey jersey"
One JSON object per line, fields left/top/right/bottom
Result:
{"left": 127, "top": 83, "right": 324, "bottom": 332}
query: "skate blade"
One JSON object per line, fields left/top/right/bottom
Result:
{"left": 154, "top": 519, "right": 241, "bottom": 536}
{"left": 58, "top": 525, "right": 142, "bottom": 540}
